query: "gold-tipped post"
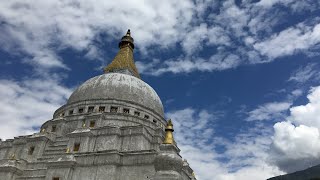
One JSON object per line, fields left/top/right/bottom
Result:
{"left": 163, "top": 119, "right": 174, "bottom": 144}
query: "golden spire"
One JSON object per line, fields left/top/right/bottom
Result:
{"left": 163, "top": 119, "right": 175, "bottom": 144}
{"left": 104, "top": 29, "right": 140, "bottom": 78}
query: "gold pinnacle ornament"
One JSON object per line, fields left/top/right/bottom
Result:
{"left": 163, "top": 119, "right": 175, "bottom": 144}
{"left": 104, "top": 29, "right": 140, "bottom": 78}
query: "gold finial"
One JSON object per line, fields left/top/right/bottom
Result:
{"left": 66, "top": 147, "right": 70, "bottom": 153}
{"left": 82, "top": 121, "right": 86, "bottom": 128}
{"left": 9, "top": 154, "right": 16, "bottom": 160}
{"left": 126, "top": 29, "right": 131, "bottom": 36}
{"left": 192, "top": 172, "right": 195, "bottom": 177}
{"left": 40, "top": 128, "right": 46, "bottom": 133}
{"left": 163, "top": 119, "right": 174, "bottom": 144}
{"left": 103, "top": 29, "right": 140, "bottom": 78}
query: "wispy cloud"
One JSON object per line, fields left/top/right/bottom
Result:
{"left": 288, "top": 63, "right": 320, "bottom": 83}
{"left": 0, "top": 0, "right": 195, "bottom": 70}
{"left": 137, "top": 54, "right": 241, "bottom": 76}
{"left": 0, "top": 0, "right": 319, "bottom": 75}
{"left": 0, "top": 78, "right": 72, "bottom": 140}
{"left": 167, "top": 108, "right": 282, "bottom": 180}
{"left": 254, "top": 22, "right": 320, "bottom": 60}
{"left": 246, "top": 102, "right": 291, "bottom": 121}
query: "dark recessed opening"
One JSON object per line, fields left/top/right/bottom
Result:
{"left": 99, "top": 106, "right": 105, "bottom": 112}
{"left": 73, "top": 143, "right": 80, "bottom": 152}
{"left": 110, "top": 106, "right": 118, "bottom": 113}
{"left": 28, "top": 146, "right": 35, "bottom": 155}
{"left": 51, "top": 125, "right": 57, "bottom": 132}
{"left": 123, "top": 108, "right": 130, "bottom": 114}
{"left": 89, "top": 121, "right": 96, "bottom": 128}
{"left": 88, "top": 106, "right": 94, "bottom": 113}
{"left": 134, "top": 111, "right": 140, "bottom": 116}
{"left": 52, "top": 177, "right": 60, "bottom": 180}
{"left": 144, "top": 115, "right": 149, "bottom": 119}
{"left": 78, "top": 108, "right": 84, "bottom": 113}
{"left": 69, "top": 110, "right": 74, "bottom": 115}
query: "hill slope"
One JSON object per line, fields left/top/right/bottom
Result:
{"left": 268, "top": 164, "right": 320, "bottom": 180}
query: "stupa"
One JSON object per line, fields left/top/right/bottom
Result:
{"left": 0, "top": 30, "right": 196, "bottom": 180}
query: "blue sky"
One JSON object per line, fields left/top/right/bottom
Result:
{"left": 1, "top": 0, "right": 320, "bottom": 179}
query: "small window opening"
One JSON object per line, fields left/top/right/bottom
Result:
{"left": 134, "top": 111, "right": 140, "bottom": 116}
{"left": 88, "top": 106, "right": 94, "bottom": 113}
{"left": 59, "top": 112, "right": 64, "bottom": 117}
{"left": 52, "top": 177, "right": 60, "bottom": 180}
{"left": 110, "top": 106, "right": 118, "bottom": 113}
{"left": 123, "top": 108, "right": 130, "bottom": 114}
{"left": 144, "top": 115, "right": 149, "bottom": 119}
{"left": 78, "top": 108, "right": 84, "bottom": 113}
{"left": 73, "top": 143, "right": 80, "bottom": 152}
{"left": 99, "top": 106, "right": 105, "bottom": 112}
{"left": 28, "top": 146, "right": 35, "bottom": 155}
{"left": 89, "top": 121, "right": 96, "bottom": 128}
{"left": 69, "top": 110, "right": 74, "bottom": 115}
{"left": 153, "top": 119, "right": 157, "bottom": 123}
{"left": 51, "top": 125, "right": 57, "bottom": 132}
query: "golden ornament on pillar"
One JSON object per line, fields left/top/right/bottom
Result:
{"left": 163, "top": 119, "right": 175, "bottom": 144}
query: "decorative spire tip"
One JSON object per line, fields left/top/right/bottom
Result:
{"left": 126, "top": 29, "right": 131, "bottom": 36}
{"left": 103, "top": 29, "right": 140, "bottom": 78}
{"left": 163, "top": 119, "right": 175, "bottom": 144}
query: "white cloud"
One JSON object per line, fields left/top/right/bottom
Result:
{"left": 246, "top": 102, "right": 291, "bottom": 121}
{"left": 271, "top": 122, "right": 320, "bottom": 173}
{"left": 181, "top": 23, "right": 231, "bottom": 55}
{"left": 0, "top": 78, "right": 72, "bottom": 140}
{"left": 181, "top": 23, "right": 208, "bottom": 55}
{"left": 289, "top": 86, "right": 320, "bottom": 128}
{"left": 254, "top": 23, "right": 320, "bottom": 59}
{"left": 270, "top": 86, "right": 320, "bottom": 172}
